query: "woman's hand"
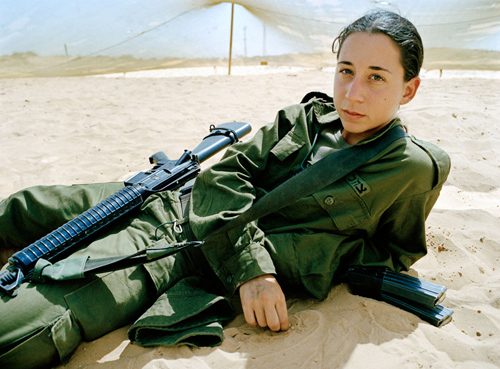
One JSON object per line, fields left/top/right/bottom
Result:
{"left": 239, "top": 274, "right": 289, "bottom": 331}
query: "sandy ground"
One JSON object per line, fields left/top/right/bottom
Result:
{"left": 0, "top": 66, "right": 499, "bottom": 368}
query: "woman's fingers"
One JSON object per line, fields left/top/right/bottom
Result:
{"left": 239, "top": 274, "right": 289, "bottom": 331}
{"left": 275, "top": 295, "right": 290, "bottom": 331}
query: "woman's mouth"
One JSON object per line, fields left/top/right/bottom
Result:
{"left": 343, "top": 109, "right": 366, "bottom": 120}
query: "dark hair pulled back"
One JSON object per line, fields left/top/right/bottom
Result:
{"left": 333, "top": 10, "right": 424, "bottom": 81}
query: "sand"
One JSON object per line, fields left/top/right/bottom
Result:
{"left": 0, "top": 66, "right": 499, "bottom": 368}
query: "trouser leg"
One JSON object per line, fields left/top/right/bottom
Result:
{"left": 0, "top": 183, "right": 195, "bottom": 368}
{"left": 0, "top": 265, "right": 157, "bottom": 369}
{"left": 0, "top": 243, "right": 195, "bottom": 369}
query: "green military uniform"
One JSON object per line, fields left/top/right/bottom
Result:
{"left": 190, "top": 94, "right": 450, "bottom": 299}
{"left": 0, "top": 94, "right": 450, "bottom": 368}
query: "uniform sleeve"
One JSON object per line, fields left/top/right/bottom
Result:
{"left": 382, "top": 137, "right": 452, "bottom": 270}
{"left": 369, "top": 190, "right": 441, "bottom": 271}
{"left": 348, "top": 137, "right": 451, "bottom": 273}
{"left": 188, "top": 105, "right": 308, "bottom": 293}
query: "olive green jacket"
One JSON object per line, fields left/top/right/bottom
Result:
{"left": 189, "top": 93, "right": 451, "bottom": 299}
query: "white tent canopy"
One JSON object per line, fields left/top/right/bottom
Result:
{"left": 1, "top": 0, "right": 499, "bottom": 77}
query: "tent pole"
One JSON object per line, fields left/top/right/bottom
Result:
{"left": 228, "top": 3, "right": 234, "bottom": 75}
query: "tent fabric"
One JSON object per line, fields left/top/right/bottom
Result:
{"left": 1, "top": 0, "right": 499, "bottom": 77}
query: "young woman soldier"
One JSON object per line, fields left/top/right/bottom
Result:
{"left": 0, "top": 10, "right": 450, "bottom": 368}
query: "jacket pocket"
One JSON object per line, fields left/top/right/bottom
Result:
{"left": 312, "top": 176, "right": 371, "bottom": 230}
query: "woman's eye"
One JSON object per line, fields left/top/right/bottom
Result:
{"left": 371, "top": 74, "right": 385, "bottom": 82}
{"left": 340, "top": 69, "right": 353, "bottom": 75}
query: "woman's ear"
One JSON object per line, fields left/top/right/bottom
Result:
{"left": 400, "top": 76, "right": 420, "bottom": 105}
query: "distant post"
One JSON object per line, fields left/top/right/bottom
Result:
{"left": 228, "top": 3, "right": 234, "bottom": 75}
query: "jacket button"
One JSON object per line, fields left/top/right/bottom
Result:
{"left": 324, "top": 196, "right": 336, "bottom": 206}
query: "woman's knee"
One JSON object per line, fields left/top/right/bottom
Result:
{"left": 0, "top": 265, "right": 155, "bottom": 368}
{"left": 0, "top": 281, "right": 82, "bottom": 369}
{"left": 0, "top": 310, "right": 82, "bottom": 369}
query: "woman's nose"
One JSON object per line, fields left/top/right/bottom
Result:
{"left": 345, "top": 77, "right": 365, "bottom": 103}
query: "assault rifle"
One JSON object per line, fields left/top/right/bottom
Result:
{"left": 0, "top": 122, "right": 251, "bottom": 297}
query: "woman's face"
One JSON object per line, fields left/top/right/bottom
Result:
{"left": 334, "top": 32, "right": 420, "bottom": 145}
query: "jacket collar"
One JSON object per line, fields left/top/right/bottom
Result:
{"left": 310, "top": 97, "right": 405, "bottom": 146}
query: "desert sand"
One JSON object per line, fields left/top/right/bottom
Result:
{"left": 0, "top": 65, "right": 499, "bottom": 368}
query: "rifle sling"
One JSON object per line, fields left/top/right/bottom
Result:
{"left": 82, "top": 126, "right": 407, "bottom": 275}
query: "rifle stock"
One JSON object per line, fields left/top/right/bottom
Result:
{"left": 0, "top": 122, "right": 251, "bottom": 296}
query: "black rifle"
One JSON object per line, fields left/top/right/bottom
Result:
{"left": 0, "top": 122, "right": 251, "bottom": 296}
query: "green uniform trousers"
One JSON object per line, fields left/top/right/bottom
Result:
{"left": 0, "top": 183, "right": 199, "bottom": 369}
